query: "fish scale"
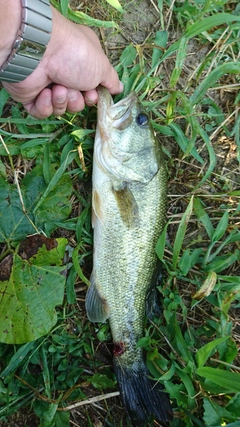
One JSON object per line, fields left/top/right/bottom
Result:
{"left": 86, "top": 86, "right": 173, "bottom": 426}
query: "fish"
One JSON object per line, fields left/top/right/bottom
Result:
{"left": 85, "top": 86, "right": 173, "bottom": 426}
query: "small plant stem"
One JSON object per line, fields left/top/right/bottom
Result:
{"left": 61, "top": 391, "right": 120, "bottom": 411}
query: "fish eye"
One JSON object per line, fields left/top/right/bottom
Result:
{"left": 136, "top": 112, "right": 149, "bottom": 127}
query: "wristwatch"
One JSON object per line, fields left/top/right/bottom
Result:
{"left": 0, "top": 0, "right": 52, "bottom": 82}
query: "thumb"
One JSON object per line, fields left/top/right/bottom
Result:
{"left": 100, "top": 64, "right": 124, "bottom": 95}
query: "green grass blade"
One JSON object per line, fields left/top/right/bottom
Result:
{"left": 0, "top": 88, "right": 10, "bottom": 117}
{"left": 51, "top": 0, "right": 118, "bottom": 27}
{"left": 175, "top": 366, "right": 196, "bottom": 410}
{"left": 151, "top": 31, "right": 168, "bottom": 68}
{"left": 212, "top": 210, "right": 229, "bottom": 243}
{"left": 196, "top": 367, "right": 240, "bottom": 392}
{"left": 60, "top": 0, "right": 69, "bottom": 16}
{"left": 190, "top": 63, "right": 240, "bottom": 106}
{"left": 193, "top": 197, "right": 214, "bottom": 239}
{"left": 170, "top": 122, "right": 204, "bottom": 164}
{"left": 196, "top": 337, "right": 229, "bottom": 368}
{"left": 184, "top": 14, "right": 240, "bottom": 40}
{"left": 105, "top": 0, "right": 124, "bottom": 13}
{"left": 33, "top": 150, "right": 76, "bottom": 213}
{"left": 194, "top": 125, "right": 216, "bottom": 188}
{"left": 170, "top": 37, "right": 187, "bottom": 89}
{"left": 72, "top": 243, "right": 90, "bottom": 287}
{"left": 156, "top": 222, "right": 168, "bottom": 261}
{"left": 172, "top": 196, "right": 194, "bottom": 269}
{"left": 40, "top": 345, "right": 51, "bottom": 399}
{"left": 1, "top": 342, "right": 35, "bottom": 378}
{"left": 136, "top": 14, "right": 240, "bottom": 92}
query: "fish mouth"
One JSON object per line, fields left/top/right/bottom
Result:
{"left": 97, "top": 86, "right": 136, "bottom": 128}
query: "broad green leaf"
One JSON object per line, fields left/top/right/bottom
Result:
{"left": 53, "top": 411, "right": 70, "bottom": 427}
{"left": 172, "top": 196, "right": 194, "bottom": 268}
{"left": 226, "top": 393, "right": 240, "bottom": 417}
{"left": 195, "top": 336, "right": 229, "bottom": 368}
{"left": 203, "top": 398, "right": 236, "bottom": 425}
{"left": 0, "top": 165, "right": 73, "bottom": 243}
{"left": 33, "top": 401, "right": 58, "bottom": 426}
{"left": 0, "top": 178, "right": 36, "bottom": 243}
{"left": 197, "top": 367, "right": 240, "bottom": 392}
{"left": 164, "top": 381, "right": 187, "bottom": 408}
{"left": 0, "top": 238, "right": 67, "bottom": 344}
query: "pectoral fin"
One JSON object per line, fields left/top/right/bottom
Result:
{"left": 85, "top": 272, "right": 110, "bottom": 322}
{"left": 92, "top": 189, "right": 103, "bottom": 227}
{"left": 112, "top": 183, "right": 139, "bottom": 228}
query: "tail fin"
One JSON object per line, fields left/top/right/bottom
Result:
{"left": 114, "top": 360, "right": 173, "bottom": 426}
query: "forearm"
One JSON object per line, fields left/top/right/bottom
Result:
{"left": 0, "top": 0, "right": 21, "bottom": 66}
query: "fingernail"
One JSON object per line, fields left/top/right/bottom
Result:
{"left": 44, "top": 96, "right": 52, "bottom": 106}
{"left": 85, "top": 96, "right": 96, "bottom": 106}
{"left": 57, "top": 95, "right": 67, "bottom": 104}
{"left": 119, "top": 81, "right": 124, "bottom": 92}
{"left": 68, "top": 93, "right": 78, "bottom": 102}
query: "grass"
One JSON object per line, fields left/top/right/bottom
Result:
{"left": 0, "top": 0, "right": 240, "bottom": 426}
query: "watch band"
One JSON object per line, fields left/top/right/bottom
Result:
{"left": 0, "top": 0, "right": 52, "bottom": 82}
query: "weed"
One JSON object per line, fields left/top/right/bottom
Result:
{"left": 0, "top": 0, "right": 240, "bottom": 426}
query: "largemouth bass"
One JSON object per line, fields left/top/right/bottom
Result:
{"left": 86, "top": 86, "right": 173, "bottom": 426}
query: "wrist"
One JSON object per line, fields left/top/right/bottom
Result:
{"left": 0, "top": 0, "right": 52, "bottom": 83}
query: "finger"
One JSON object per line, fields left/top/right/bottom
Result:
{"left": 101, "top": 64, "right": 124, "bottom": 95}
{"left": 83, "top": 89, "right": 98, "bottom": 106}
{"left": 52, "top": 85, "right": 68, "bottom": 115}
{"left": 23, "top": 88, "right": 53, "bottom": 119}
{"left": 67, "top": 89, "right": 85, "bottom": 113}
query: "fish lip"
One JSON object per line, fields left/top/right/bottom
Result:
{"left": 97, "top": 86, "right": 136, "bottom": 126}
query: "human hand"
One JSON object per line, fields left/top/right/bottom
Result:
{"left": 2, "top": 7, "right": 123, "bottom": 118}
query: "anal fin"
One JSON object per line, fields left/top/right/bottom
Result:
{"left": 85, "top": 272, "right": 110, "bottom": 322}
